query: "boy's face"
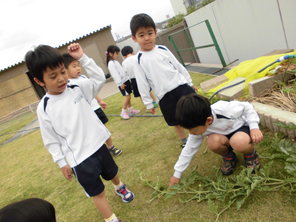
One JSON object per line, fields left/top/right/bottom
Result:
{"left": 188, "top": 117, "right": 213, "bottom": 135}
{"left": 66, "top": 60, "right": 81, "bottom": 78}
{"left": 132, "top": 27, "right": 157, "bottom": 51}
{"left": 34, "top": 64, "right": 68, "bottom": 95}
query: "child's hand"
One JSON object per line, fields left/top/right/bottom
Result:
{"left": 99, "top": 100, "right": 107, "bottom": 109}
{"left": 147, "top": 108, "right": 155, "bottom": 114}
{"left": 68, "top": 43, "right": 84, "bottom": 60}
{"left": 61, "top": 165, "right": 73, "bottom": 180}
{"left": 250, "top": 129, "right": 263, "bottom": 144}
{"left": 120, "top": 84, "right": 126, "bottom": 90}
{"left": 192, "top": 85, "right": 198, "bottom": 91}
{"left": 169, "top": 176, "right": 180, "bottom": 186}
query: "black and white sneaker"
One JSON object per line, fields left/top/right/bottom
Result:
{"left": 109, "top": 146, "right": 122, "bottom": 157}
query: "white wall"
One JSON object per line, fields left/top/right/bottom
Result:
{"left": 170, "top": 0, "right": 187, "bottom": 15}
{"left": 185, "top": 0, "right": 296, "bottom": 65}
{"left": 117, "top": 37, "right": 140, "bottom": 54}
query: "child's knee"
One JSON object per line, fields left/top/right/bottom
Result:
{"left": 230, "top": 133, "right": 252, "bottom": 152}
{"left": 207, "top": 134, "right": 228, "bottom": 150}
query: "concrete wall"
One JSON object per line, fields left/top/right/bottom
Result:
{"left": 170, "top": 0, "right": 187, "bottom": 15}
{"left": 185, "top": 0, "right": 296, "bottom": 65}
{"left": 117, "top": 37, "right": 140, "bottom": 54}
{"left": 0, "top": 27, "right": 116, "bottom": 119}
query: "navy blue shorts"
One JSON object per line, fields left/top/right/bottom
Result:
{"left": 72, "top": 145, "right": 118, "bottom": 197}
{"left": 159, "top": 84, "right": 196, "bottom": 126}
{"left": 226, "top": 125, "right": 250, "bottom": 139}
{"left": 118, "top": 80, "right": 132, "bottom": 96}
{"left": 130, "top": 78, "right": 141, "bottom": 97}
{"left": 94, "top": 108, "right": 108, "bottom": 124}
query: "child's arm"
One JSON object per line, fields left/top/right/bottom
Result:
{"left": 133, "top": 63, "right": 154, "bottom": 110}
{"left": 96, "top": 96, "right": 107, "bottom": 109}
{"left": 108, "top": 61, "right": 124, "bottom": 87}
{"left": 223, "top": 101, "right": 263, "bottom": 143}
{"left": 68, "top": 43, "right": 106, "bottom": 102}
{"left": 170, "top": 134, "right": 203, "bottom": 186}
{"left": 164, "top": 46, "right": 195, "bottom": 88}
{"left": 240, "top": 101, "right": 263, "bottom": 143}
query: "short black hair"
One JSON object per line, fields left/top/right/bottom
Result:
{"left": 25, "top": 45, "right": 63, "bottom": 82}
{"left": 0, "top": 198, "right": 56, "bottom": 222}
{"left": 121, "top": 46, "right": 133, "bottom": 57}
{"left": 62, "top": 53, "right": 76, "bottom": 68}
{"left": 176, "top": 94, "right": 212, "bottom": 129}
{"left": 130, "top": 13, "right": 156, "bottom": 36}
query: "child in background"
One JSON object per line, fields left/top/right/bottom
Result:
{"left": 120, "top": 45, "right": 158, "bottom": 112}
{"left": 106, "top": 45, "right": 140, "bottom": 120}
{"left": 130, "top": 13, "right": 197, "bottom": 147}
{"left": 170, "top": 94, "right": 263, "bottom": 186}
{"left": 0, "top": 198, "right": 56, "bottom": 222}
{"left": 62, "top": 53, "right": 122, "bottom": 157}
{"left": 25, "top": 43, "right": 134, "bottom": 222}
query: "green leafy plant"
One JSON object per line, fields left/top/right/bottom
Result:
{"left": 140, "top": 137, "right": 296, "bottom": 222}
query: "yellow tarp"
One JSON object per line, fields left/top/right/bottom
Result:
{"left": 204, "top": 51, "right": 296, "bottom": 96}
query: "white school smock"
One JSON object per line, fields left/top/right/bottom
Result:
{"left": 37, "top": 54, "right": 110, "bottom": 168}
{"left": 122, "top": 55, "right": 137, "bottom": 79}
{"left": 173, "top": 100, "right": 260, "bottom": 179}
{"left": 108, "top": 60, "right": 129, "bottom": 87}
{"left": 68, "top": 75, "right": 100, "bottom": 111}
{"left": 133, "top": 45, "right": 193, "bottom": 109}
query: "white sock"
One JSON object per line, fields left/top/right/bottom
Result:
{"left": 105, "top": 213, "right": 119, "bottom": 222}
{"left": 114, "top": 181, "right": 123, "bottom": 190}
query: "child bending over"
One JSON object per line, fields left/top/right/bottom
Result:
{"left": 170, "top": 94, "right": 263, "bottom": 186}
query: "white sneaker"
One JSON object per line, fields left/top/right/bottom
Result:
{"left": 128, "top": 108, "right": 140, "bottom": 116}
{"left": 120, "top": 111, "right": 130, "bottom": 120}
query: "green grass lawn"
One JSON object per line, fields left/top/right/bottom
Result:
{"left": 1, "top": 73, "right": 295, "bottom": 222}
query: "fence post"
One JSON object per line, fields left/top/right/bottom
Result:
{"left": 205, "top": 19, "right": 227, "bottom": 67}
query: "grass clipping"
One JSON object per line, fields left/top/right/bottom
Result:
{"left": 140, "top": 138, "right": 296, "bottom": 222}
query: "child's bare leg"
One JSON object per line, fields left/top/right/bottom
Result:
{"left": 207, "top": 134, "right": 230, "bottom": 156}
{"left": 105, "top": 137, "right": 113, "bottom": 148}
{"left": 92, "top": 191, "right": 113, "bottom": 219}
{"left": 229, "top": 132, "right": 254, "bottom": 153}
{"left": 111, "top": 174, "right": 121, "bottom": 186}
{"left": 122, "top": 95, "right": 131, "bottom": 110}
{"left": 150, "top": 91, "right": 157, "bottom": 102}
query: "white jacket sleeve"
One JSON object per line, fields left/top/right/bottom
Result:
{"left": 78, "top": 54, "right": 106, "bottom": 103}
{"left": 37, "top": 111, "right": 67, "bottom": 168}
{"left": 133, "top": 63, "right": 154, "bottom": 109}
{"left": 165, "top": 46, "right": 193, "bottom": 86}
{"left": 173, "top": 134, "right": 203, "bottom": 178}
{"left": 108, "top": 61, "right": 123, "bottom": 86}
{"left": 240, "top": 101, "right": 260, "bottom": 129}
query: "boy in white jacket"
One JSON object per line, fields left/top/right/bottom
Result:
{"left": 25, "top": 43, "right": 134, "bottom": 222}
{"left": 130, "top": 13, "right": 197, "bottom": 147}
{"left": 170, "top": 94, "right": 263, "bottom": 185}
